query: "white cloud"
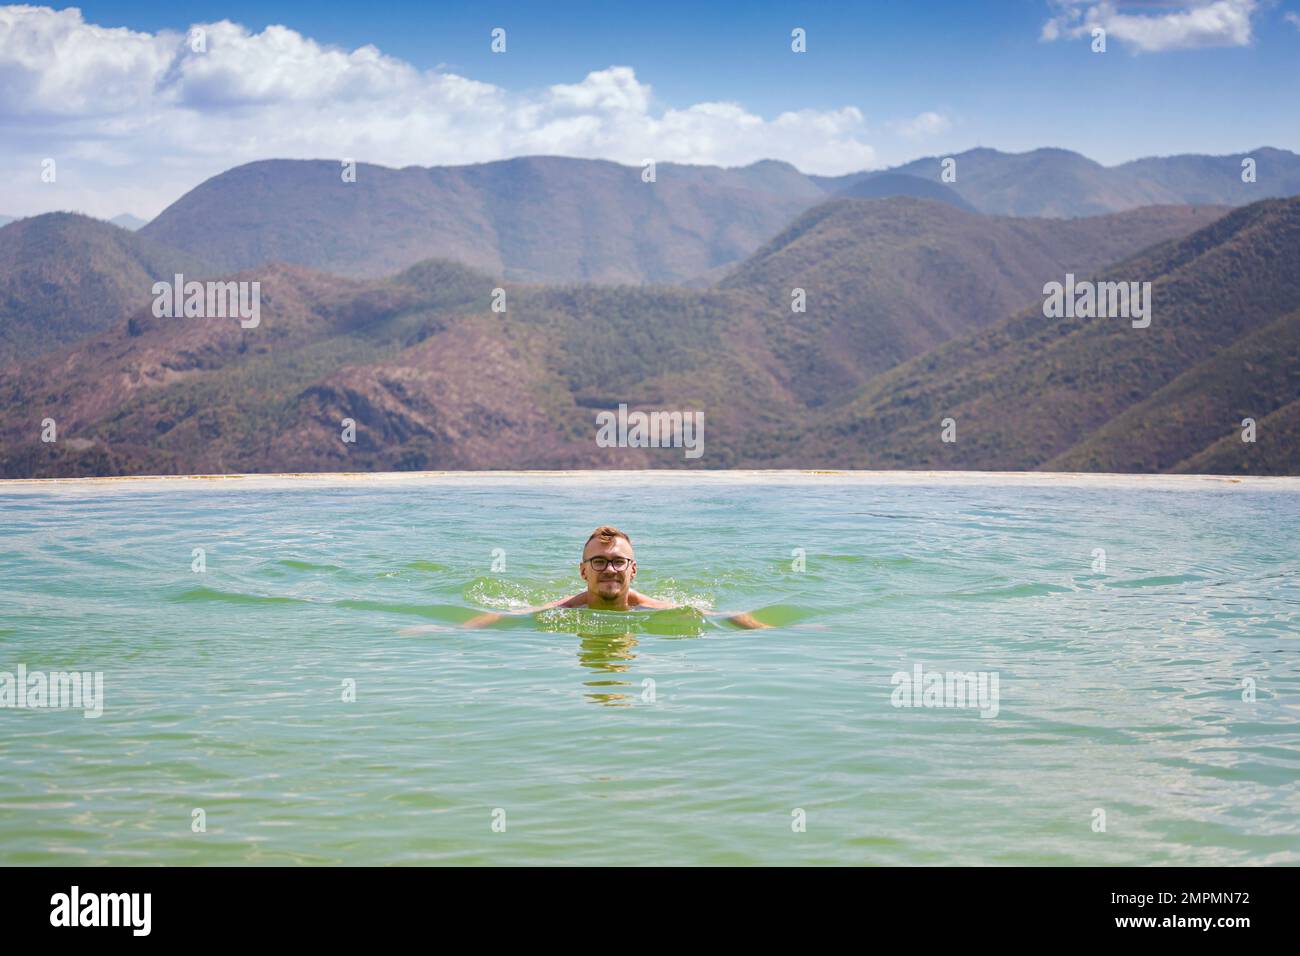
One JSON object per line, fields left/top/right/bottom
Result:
{"left": 890, "top": 111, "right": 951, "bottom": 140}
{"left": 1285, "top": 11, "right": 1300, "bottom": 29}
{"left": 546, "top": 65, "right": 649, "bottom": 114}
{"left": 0, "top": 5, "right": 879, "bottom": 217}
{"left": 1040, "top": 0, "right": 1258, "bottom": 52}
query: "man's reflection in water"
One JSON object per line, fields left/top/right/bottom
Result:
{"left": 573, "top": 626, "right": 704, "bottom": 705}
{"left": 576, "top": 630, "right": 639, "bottom": 705}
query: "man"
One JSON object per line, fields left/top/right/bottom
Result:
{"left": 464, "top": 526, "right": 770, "bottom": 628}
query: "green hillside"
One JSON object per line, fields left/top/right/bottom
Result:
{"left": 6, "top": 196, "right": 1294, "bottom": 477}
{"left": 0, "top": 213, "right": 211, "bottom": 367}
{"left": 765, "top": 198, "right": 1300, "bottom": 474}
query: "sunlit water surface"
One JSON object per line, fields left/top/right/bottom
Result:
{"left": 1, "top": 472, "right": 1297, "bottom": 865}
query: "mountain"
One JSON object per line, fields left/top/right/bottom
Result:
{"left": 762, "top": 197, "right": 1300, "bottom": 475}
{"left": 0, "top": 259, "right": 615, "bottom": 475}
{"left": 827, "top": 172, "right": 976, "bottom": 211}
{"left": 109, "top": 214, "right": 147, "bottom": 231}
{"left": 0, "top": 197, "right": 1236, "bottom": 477}
{"left": 650, "top": 158, "right": 823, "bottom": 198}
{"left": 1113, "top": 148, "right": 1300, "bottom": 206}
{"left": 1046, "top": 307, "right": 1300, "bottom": 474}
{"left": 134, "top": 149, "right": 1298, "bottom": 287}
{"left": 817, "top": 147, "right": 1300, "bottom": 218}
{"left": 1174, "top": 395, "right": 1300, "bottom": 475}
{"left": 138, "top": 156, "right": 826, "bottom": 285}
{"left": 0, "top": 215, "right": 13, "bottom": 227}
{"left": 0, "top": 213, "right": 213, "bottom": 368}
{"left": 716, "top": 199, "right": 1228, "bottom": 407}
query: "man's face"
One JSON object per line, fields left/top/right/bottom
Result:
{"left": 580, "top": 535, "right": 636, "bottom": 604}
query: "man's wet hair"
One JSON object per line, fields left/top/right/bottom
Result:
{"left": 584, "top": 525, "right": 630, "bottom": 553}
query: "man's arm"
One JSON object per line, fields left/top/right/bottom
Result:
{"left": 694, "top": 606, "right": 771, "bottom": 629}
{"left": 463, "top": 593, "right": 587, "bottom": 628}
{"left": 630, "top": 590, "right": 771, "bottom": 628}
{"left": 462, "top": 611, "right": 504, "bottom": 628}
{"left": 719, "top": 610, "right": 771, "bottom": 630}
{"left": 463, "top": 591, "right": 770, "bottom": 629}
{"left": 627, "top": 589, "right": 676, "bottom": 609}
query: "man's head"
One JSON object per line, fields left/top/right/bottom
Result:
{"left": 580, "top": 525, "right": 636, "bottom": 606}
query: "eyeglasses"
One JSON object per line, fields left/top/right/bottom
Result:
{"left": 583, "top": 556, "right": 631, "bottom": 571}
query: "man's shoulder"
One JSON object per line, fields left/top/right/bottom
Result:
{"left": 630, "top": 591, "right": 677, "bottom": 609}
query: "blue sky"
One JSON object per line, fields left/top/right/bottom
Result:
{"left": 3, "top": 1, "right": 1299, "bottom": 216}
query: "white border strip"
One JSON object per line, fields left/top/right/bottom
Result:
{"left": 1, "top": 470, "right": 1297, "bottom": 494}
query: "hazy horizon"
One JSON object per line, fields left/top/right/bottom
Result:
{"left": 5, "top": 142, "right": 1297, "bottom": 223}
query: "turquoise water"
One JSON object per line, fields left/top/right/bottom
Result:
{"left": 1, "top": 472, "right": 1297, "bottom": 866}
